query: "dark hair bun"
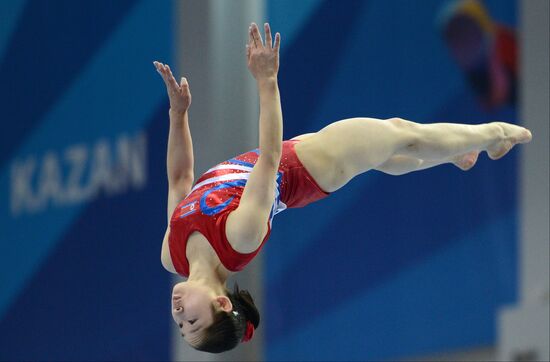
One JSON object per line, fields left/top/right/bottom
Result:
{"left": 232, "top": 283, "right": 260, "bottom": 329}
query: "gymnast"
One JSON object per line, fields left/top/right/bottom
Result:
{"left": 153, "top": 23, "right": 532, "bottom": 353}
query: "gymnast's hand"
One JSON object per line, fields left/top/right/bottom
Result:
{"left": 247, "top": 23, "right": 281, "bottom": 80}
{"left": 153, "top": 61, "right": 192, "bottom": 114}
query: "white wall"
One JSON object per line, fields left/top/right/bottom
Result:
{"left": 498, "top": 0, "right": 550, "bottom": 359}
{"left": 518, "top": 0, "right": 550, "bottom": 306}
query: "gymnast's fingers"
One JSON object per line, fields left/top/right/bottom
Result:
{"left": 154, "top": 61, "right": 171, "bottom": 88}
{"left": 165, "top": 65, "right": 181, "bottom": 91}
{"left": 264, "top": 23, "right": 272, "bottom": 48}
{"left": 180, "top": 76, "right": 189, "bottom": 94}
{"left": 250, "top": 22, "right": 262, "bottom": 48}
{"left": 273, "top": 32, "right": 281, "bottom": 52}
{"left": 248, "top": 25, "right": 254, "bottom": 46}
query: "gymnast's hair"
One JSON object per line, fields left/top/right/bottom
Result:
{"left": 193, "top": 283, "right": 260, "bottom": 353}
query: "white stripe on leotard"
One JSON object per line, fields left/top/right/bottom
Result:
{"left": 205, "top": 164, "right": 254, "bottom": 174}
{"left": 191, "top": 172, "right": 251, "bottom": 193}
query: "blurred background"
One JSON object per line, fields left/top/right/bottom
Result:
{"left": 0, "top": 0, "right": 548, "bottom": 361}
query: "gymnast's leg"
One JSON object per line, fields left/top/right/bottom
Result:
{"left": 294, "top": 117, "right": 531, "bottom": 191}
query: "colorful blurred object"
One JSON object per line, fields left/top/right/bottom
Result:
{"left": 440, "top": 0, "right": 517, "bottom": 110}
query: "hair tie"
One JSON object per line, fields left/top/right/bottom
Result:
{"left": 241, "top": 320, "right": 255, "bottom": 342}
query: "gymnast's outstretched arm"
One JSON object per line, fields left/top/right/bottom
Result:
{"left": 154, "top": 61, "right": 194, "bottom": 273}
{"left": 225, "top": 23, "right": 283, "bottom": 249}
{"left": 247, "top": 23, "right": 283, "bottom": 163}
{"left": 154, "top": 61, "right": 195, "bottom": 220}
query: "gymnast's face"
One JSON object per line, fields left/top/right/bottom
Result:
{"left": 171, "top": 281, "right": 231, "bottom": 344}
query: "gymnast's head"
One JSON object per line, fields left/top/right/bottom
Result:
{"left": 171, "top": 281, "right": 260, "bottom": 353}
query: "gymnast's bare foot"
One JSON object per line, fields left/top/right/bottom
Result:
{"left": 486, "top": 122, "right": 532, "bottom": 160}
{"left": 453, "top": 151, "right": 479, "bottom": 171}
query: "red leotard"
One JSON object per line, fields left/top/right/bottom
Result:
{"left": 169, "top": 140, "right": 329, "bottom": 277}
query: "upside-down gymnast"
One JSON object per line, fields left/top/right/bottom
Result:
{"left": 153, "top": 23, "right": 532, "bottom": 353}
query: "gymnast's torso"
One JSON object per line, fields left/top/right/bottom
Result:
{"left": 168, "top": 140, "right": 329, "bottom": 278}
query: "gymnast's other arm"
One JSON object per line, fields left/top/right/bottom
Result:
{"left": 153, "top": 61, "right": 194, "bottom": 273}
{"left": 225, "top": 23, "right": 282, "bottom": 251}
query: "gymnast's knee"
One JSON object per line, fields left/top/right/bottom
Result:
{"left": 387, "top": 117, "right": 417, "bottom": 129}
{"left": 385, "top": 118, "right": 421, "bottom": 150}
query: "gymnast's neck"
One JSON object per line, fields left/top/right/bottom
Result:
{"left": 187, "top": 256, "right": 230, "bottom": 293}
